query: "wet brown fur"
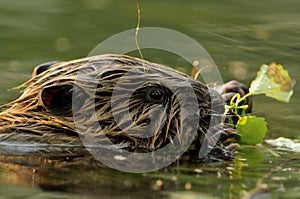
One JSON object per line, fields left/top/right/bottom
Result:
{"left": 0, "top": 54, "right": 224, "bottom": 154}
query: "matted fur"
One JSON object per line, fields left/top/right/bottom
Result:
{"left": 0, "top": 54, "right": 223, "bottom": 153}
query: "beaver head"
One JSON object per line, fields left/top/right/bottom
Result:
{"left": 0, "top": 54, "right": 228, "bottom": 156}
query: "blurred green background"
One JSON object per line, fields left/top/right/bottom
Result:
{"left": 1, "top": 0, "right": 299, "bottom": 138}
{"left": 0, "top": 0, "right": 299, "bottom": 198}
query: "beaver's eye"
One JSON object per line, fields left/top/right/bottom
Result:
{"left": 147, "top": 87, "right": 164, "bottom": 103}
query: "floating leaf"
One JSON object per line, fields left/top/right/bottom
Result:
{"left": 265, "top": 137, "right": 300, "bottom": 152}
{"left": 249, "top": 63, "right": 294, "bottom": 102}
{"left": 236, "top": 116, "right": 268, "bottom": 145}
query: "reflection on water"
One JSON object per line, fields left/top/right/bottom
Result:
{"left": 0, "top": 145, "right": 300, "bottom": 199}
{"left": 0, "top": 0, "right": 300, "bottom": 198}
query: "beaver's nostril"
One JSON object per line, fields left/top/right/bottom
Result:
{"left": 147, "top": 87, "right": 164, "bottom": 103}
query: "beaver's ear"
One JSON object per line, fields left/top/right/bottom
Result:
{"left": 32, "top": 61, "right": 61, "bottom": 77}
{"left": 40, "top": 84, "right": 73, "bottom": 116}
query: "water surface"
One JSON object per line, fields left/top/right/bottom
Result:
{"left": 0, "top": 0, "right": 299, "bottom": 198}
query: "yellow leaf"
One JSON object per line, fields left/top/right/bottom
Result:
{"left": 249, "top": 63, "right": 294, "bottom": 103}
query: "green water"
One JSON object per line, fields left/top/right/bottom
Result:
{"left": 0, "top": 0, "right": 300, "bottom": 198}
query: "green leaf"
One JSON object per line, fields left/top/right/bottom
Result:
{"left": 249, "top": 63, "right": 294, "bottom": 103}
{"left": 236, "top": 116, "right": 268, "bottom": 145}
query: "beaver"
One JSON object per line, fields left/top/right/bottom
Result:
{"left": 0, "top": 54, "right": 250, "bottom": 160}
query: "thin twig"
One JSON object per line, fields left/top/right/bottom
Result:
{"left": 135, "top": 0, "right": 144, "bottom": 62}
